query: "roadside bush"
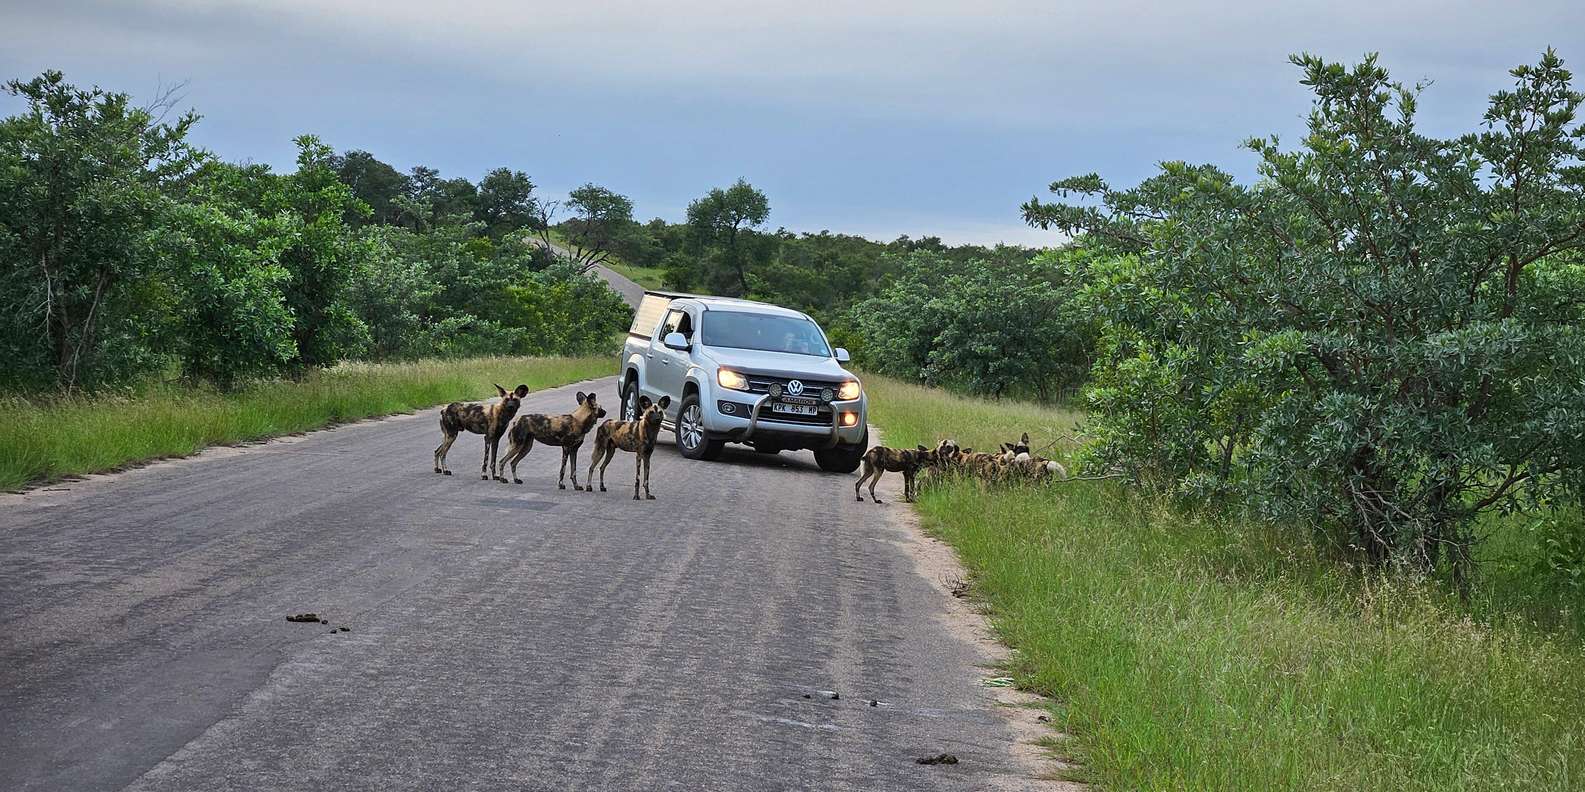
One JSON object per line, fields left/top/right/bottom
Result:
{"left": 1026, "top": 51, "right": 1585, "bottom": 582}
{"left": 849, "top": 249, "right": 1096, "bottom": 400}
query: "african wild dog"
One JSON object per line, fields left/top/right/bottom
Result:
{"left": 587, "top": 395, "right": 671, "bottom": 499}
{"left": 433, "top": 383, "right": 530, "bottom": 481}
{"left": 999, "top": 432, "right": 1068, "bottom": 480}
{"left": 854, "top": 444, "right": 937, "bottom": 504}
{"left": 501, "top": 391, "right": 608, "bottom": 488}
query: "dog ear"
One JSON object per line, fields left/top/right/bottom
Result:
{"left": 576, "top": 391, "right": 587, "bottom": 404}
{"left": 657, "top": 395, "right": 672, "bottom": 410}
{"left": 917, "top": 444, "right": 928, "bottom": 451}
{"left": 514, "top": 384, "right": 530, "bottom": 398}
{"left": 1020, "top": 432, "right": 1030, "bottom": 445}
{"left": 962, "top": 447, "right": 973, "bottom": 454}
{"left": 494, "top": 383, "right": 508, "bottom": 397}
{"left": 638, "top": 396, "right": 652, "bottom": 411}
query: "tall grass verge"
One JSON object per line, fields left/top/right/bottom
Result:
{"left": 0, "top": 356, "right": 612, "bottom": 490}
{"left": 865, "top": 374, "right": 1585, "bottom": 791}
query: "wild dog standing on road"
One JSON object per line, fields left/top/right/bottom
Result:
{"left": 587, "top": 395, "right": 671, "bottom": 499}
{"left": 854, "top": 444, "right": 937, "bottom": 504}
{"left": 433, "top": 384, "right": 530, "bottom": 481}
{"left": 501, "top": 391, "right": 608, "bottom": 489}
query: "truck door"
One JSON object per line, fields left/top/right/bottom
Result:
{"left": 647, "top": 308, "right": 690, "bottom": 408}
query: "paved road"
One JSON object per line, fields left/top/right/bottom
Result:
{"left": 0, "top": 376, "right": 1048, "bottom": 791}
{"left": 591, "top": 263, "right": 645, "bottom": 308}
{"left": 532, "top": 237, "right": 646, "bottom": 308}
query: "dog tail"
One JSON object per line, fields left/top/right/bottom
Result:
{"left": 1046, "top": 460, "right": 1068, "bottom": 480}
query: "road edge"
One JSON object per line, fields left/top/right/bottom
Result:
{"left": 869, "top": 426, "right": 1085, "bottom": 790}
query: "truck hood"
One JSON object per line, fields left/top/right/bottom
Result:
{"left": 700, "top": 347, "right": 857, "bottom": 382}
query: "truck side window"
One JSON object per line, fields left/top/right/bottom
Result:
{"left": 659, "top": 309, "right": 684, "bottom": 340}
{"left": 676, "top": 311, "right": 694, "bottom": 339}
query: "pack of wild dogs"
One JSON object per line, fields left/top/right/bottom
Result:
{"left": 853, "top": 434, "right": 1067, "bottom": 504}
{"left": 431, "top": 385, "right": 1066, "bottom": 504}
{"left": 432, "top": 384, "right": 670, "bottom": 500}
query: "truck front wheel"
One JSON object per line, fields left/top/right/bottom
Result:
{"left": 814, "top": 430, "right": 867, "bottom": 473}
{"left": 675, "top": 394, "right": 725, "bottom": 461}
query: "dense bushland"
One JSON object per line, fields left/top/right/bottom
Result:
{"left": 0, "top": 72, "right": 630, "bottom": 394}
{"left": 1022, "top": 51, "right": 1585, "bottom": 589}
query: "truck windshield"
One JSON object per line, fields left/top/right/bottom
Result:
{"left": 700, "top": 311, "right": 831, "bottom": 357}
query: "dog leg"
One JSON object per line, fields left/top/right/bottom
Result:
{"left": 593, "top": 448, "right": 612, "bottom": 493}
{"left": 854, "top": 464, "right": 871, "bottom": 502}
{"left": 643, "top": 453, "right": 655, "bottom": 500}
{"left": 490, "top": 437, "right": 508, "bottom": 483}
{"left": 568, "top": 447, "right": 582, "bottom": 491}
{"left": 508, "top": 436, "right": 533, "bottom": 484}
{"left": 435, "top": 432, "right": 456, "bottom": 475}
{"left": 904, "top": 469, "right": 914, "bottom": 502}
{"left": 869, "top": 469, "right": 885, "bottom": 504}
{"left": 558, "top": 448, "right": 568, "bottom": 490}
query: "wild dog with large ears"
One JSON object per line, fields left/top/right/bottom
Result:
{"left": 434, "top": 383, "right": 530, "bottom": 480}
{"left": 854, "top": 444, "right": 936, "bottom": 504}
{"left": 502, "top": 391, "right": 608, "bottom": 488}
{"left": 587, "top": 395, "right": 671, "bottom": 499}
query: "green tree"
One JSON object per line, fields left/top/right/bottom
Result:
{"left": 1024, "top": 51, "right": 1585, "bottom": 586}
{"left": 161, "top": 162, "right": 297, "bottom": 388}
{"left": 268, "top": 135, "right": 375, "bottom": 373}
{"left": 332, "top": 150, "right": 409, "bottom": 226}
{"left": 0, "top": 71, "right": 201, "bottom": 390}
{"left": 474, "top": 167, "right": 538, "bottom": 239}
{"left": 681, "top": 178, "right": 770, "bottom": 296}
{"left": 542, "top": 183, "right": 636, "bottom": 272}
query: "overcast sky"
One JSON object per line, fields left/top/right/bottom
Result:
{"left": 3, "top": 1, "right": 1581, "bottom": 244}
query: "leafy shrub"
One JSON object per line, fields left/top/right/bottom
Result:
{"left": 1025, "top": 51, "right": 1585, "bottom": 582}
{"left": 849, "top": 249, "right": 1096, "bottom": 400}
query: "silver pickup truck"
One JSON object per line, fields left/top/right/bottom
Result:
{"left": 617, "top": 291, "right": 869, "bottom": 472}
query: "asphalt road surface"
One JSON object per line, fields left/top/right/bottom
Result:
{"left": 0, "top": 376, "right": 1050, "bottom": 791}
{"left": 592, "top": 263, "right": 645, "bottom": 308}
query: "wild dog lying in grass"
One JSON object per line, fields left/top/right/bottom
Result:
{"left": 946, "top": 434, "right": 1067, "bottom": 483}
{"left": 587, "top": 395, "right": 671, "bottom": 499}
{"left": 501, "top": 391, "right": 608, "bottom": 488}
{"left": 433, "top": 383, "right": 530, "bottom": 480}
{"left": 854, "top": 444, "right": 937, "bottom": 504}
{"left": 999, "top": 432, "right": 1068, "bottom": 481}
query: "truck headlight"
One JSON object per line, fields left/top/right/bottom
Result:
{"left": 837, "top": 380, "right": 862, "bottom": 400}
{"left": 717, "top": 369, "right": 749, "bottom": 391}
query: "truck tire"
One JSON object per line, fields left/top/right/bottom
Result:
{"left": 814, "top": 430, "right": 867, "bottom": 473}
{"left": 675, "top": 393, "right": 724, "bottom": 461}
{"left": 621, "top": 378, "right": 640, "bottom": 422}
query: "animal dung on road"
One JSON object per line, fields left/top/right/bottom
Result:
{"left": 916, "top": 753, "right": 959, "bottom": 765}
{"left": 286, "top": 613, "right": 320, "bottom": 623}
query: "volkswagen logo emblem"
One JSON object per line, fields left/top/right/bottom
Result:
{"left": 785, "top": 380, "right": 805, "bottom": 396}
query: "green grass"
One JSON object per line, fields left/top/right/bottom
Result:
{"left": 602, "top": 259, "right": 667, "bottom": 290}
{"left": 0, "top": 356, "right": 612, "bottom": 491}
{"left": 865, "top": 374, "right": 1585, "bottom": 792}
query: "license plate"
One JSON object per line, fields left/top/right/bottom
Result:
{"left": 770, "top": 402, "right": 818, "bottom": 416}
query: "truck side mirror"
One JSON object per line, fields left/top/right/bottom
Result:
{"left": 663, "top": 332, "right": 690, "bottom": 351}
{"left": 834, "top": 347, "right": 851, "bottom": 363}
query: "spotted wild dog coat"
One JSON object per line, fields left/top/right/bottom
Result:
{"left": 433, "top": 383, "right": 530, "bottom": 480}
{"left": 501, "top": 391, "right": 608, "bottom": 489}
{"left": 587, "top": 395, "right": 671, "bottom": 499}
{"left": 854, "top": 444, "right": 936, "bottom": 504}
